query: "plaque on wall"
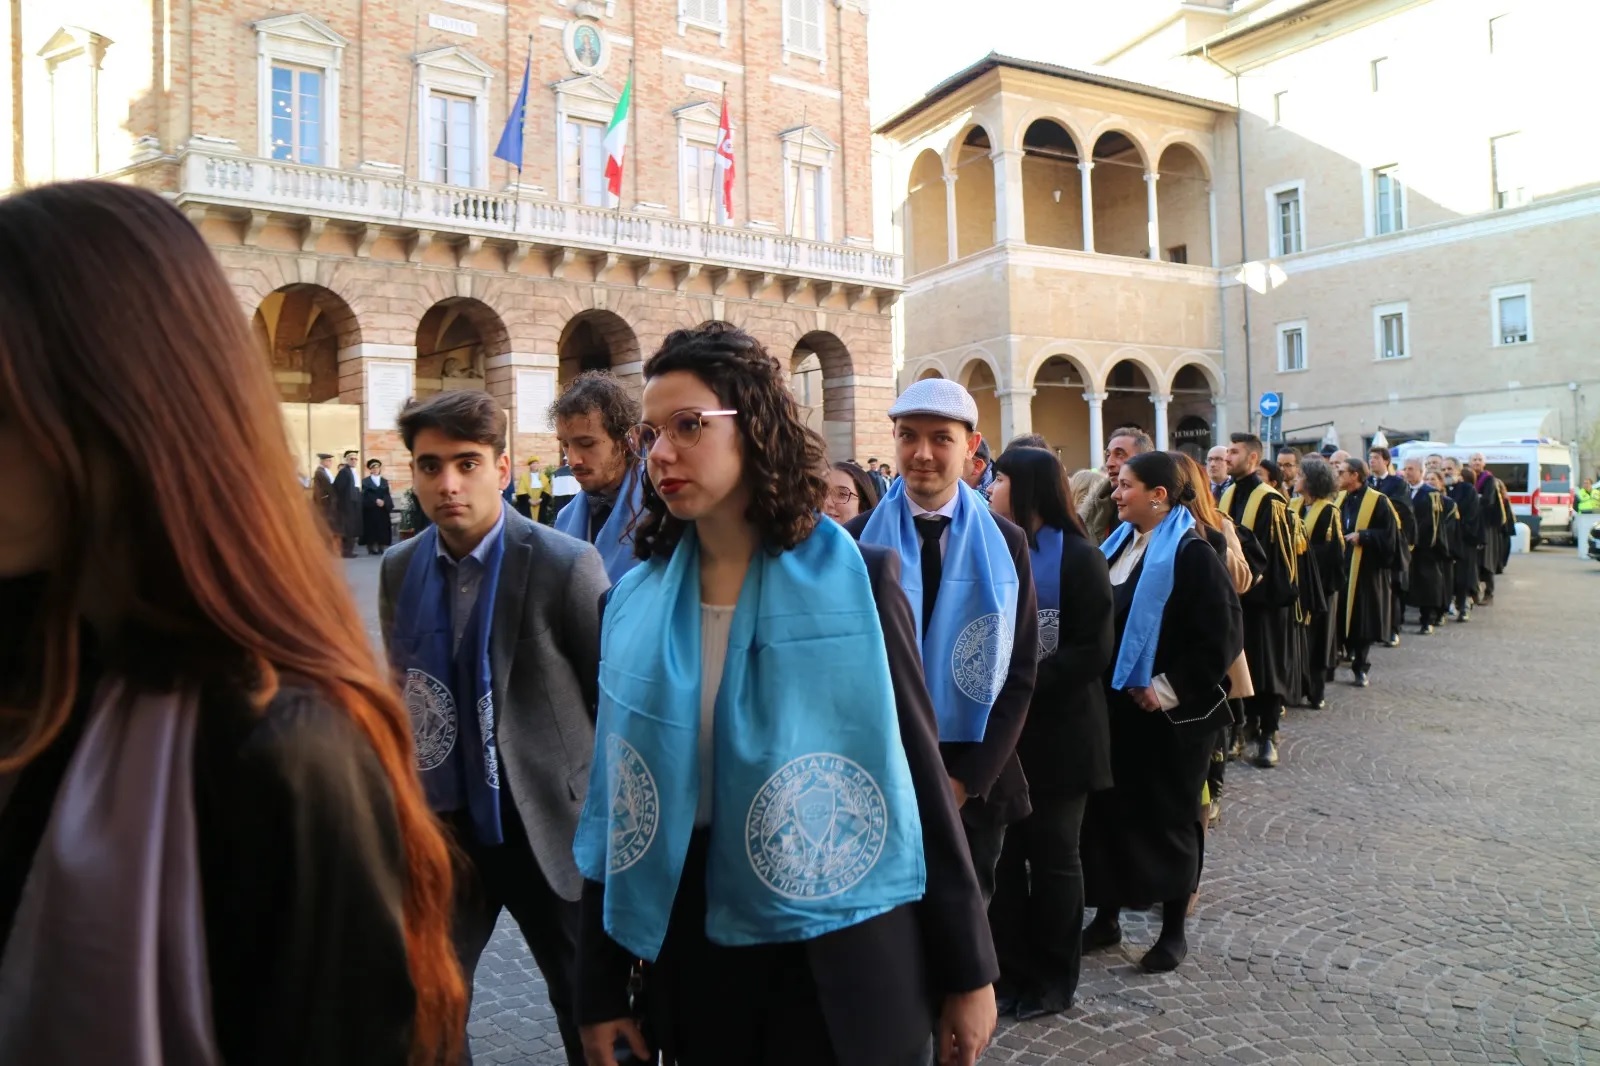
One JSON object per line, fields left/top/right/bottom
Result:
{"left": 564, "top": 18, "right": 609, "bottom": 76}
{"left": 515, "top": 368, "right": 557, "bottom": 434}
{"left": 367, "top": 361, "right": 415, "bottom": 432}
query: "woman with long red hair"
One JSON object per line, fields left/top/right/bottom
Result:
{"left": 0, "top": 182, "right": 464, "bottom": 1064}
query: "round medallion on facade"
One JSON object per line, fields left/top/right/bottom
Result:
{"left": 951, "top": 612, "right": 1013, "bottom": 703}
{"left": 564, "top": 19, "right": 609, "bottom": 75}
{"left": 746, "top": 753, "right": 888, "bottom": 900}
{"left": 606, "top": 734, "right": 658, "bottom": 874}
{"left": 1036, "top": 609, "right": 1060, "bottom": 662}
{"left": 404, "top": 669, "right": 457, "bottom": 772}
{"left": 477, "top": 692, "right": 499, "bottom": 789}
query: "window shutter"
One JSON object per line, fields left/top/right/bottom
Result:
{"left": 787, "top": 0, "right": 823, "bottom": 53}
{"left": 683, "top": 0, "right": 723, "bottom": 25}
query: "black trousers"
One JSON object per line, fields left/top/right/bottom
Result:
{"left": 1348, "top": 641, "right": 1373, "bottom": 674}
{"left": 448, "top": 809, "right": 584, "bottom": 1066}
{"left": 1244, "top": 695, "right": 1281, "bottom": 740}
{"left": 1479, "top": 566, "right": 1496, "bottom": 597}
{"left": 963, "top": 818, "right": 1008, "bottom": 907}
{"left": 989, "top": 792, "right": 1088, "bottom": 1002}
{"left": 340, "top": 535, "right": 358, "bottom": 557}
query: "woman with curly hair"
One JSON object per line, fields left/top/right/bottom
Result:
{"left": 0, "top": 182, "right": 462, "bottom": 1063}
{"left": 574, "top": 324, "right": 998, "bottom": 1066}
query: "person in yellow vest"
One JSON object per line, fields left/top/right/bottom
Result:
{"left": 1577, "top": 478, "right": 1598, "bottom": 514}
{"left": 1336, "top": 457, "right": 1399, "bottom": 687}
{"left": 514, "top": 456, "right": 548, "bottom": 519}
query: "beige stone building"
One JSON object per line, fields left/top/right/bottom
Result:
{"left": 2, "top": 0, "right": 900, "bottom": 488}
{"left": 880, "top": 0, "right": 1600, "bottom": 474}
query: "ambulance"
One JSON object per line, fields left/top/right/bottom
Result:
{"left": 1393, "top": 410, "right": 1578, "bottom": 547}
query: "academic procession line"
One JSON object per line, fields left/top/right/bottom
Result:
{"left": 0, "top": 181, "right": 1530, "bottom": 1066}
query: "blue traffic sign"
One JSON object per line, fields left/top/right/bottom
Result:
{"left": 1259, "top": 392, "right": 1282, "bottom": 418}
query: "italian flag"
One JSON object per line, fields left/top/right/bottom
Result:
{"left": 603, "top": 73, "right": 632, "bottom": 200}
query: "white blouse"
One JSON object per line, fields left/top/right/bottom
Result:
{"left": 697, "top": 604, "right": 736, "bottom": 826}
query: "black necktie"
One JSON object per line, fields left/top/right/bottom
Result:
{"left": 915, "top": 516, "right": 951, "bottom": 632}
{"left": 589, "top": 500, "right": 614, "bottom": 544}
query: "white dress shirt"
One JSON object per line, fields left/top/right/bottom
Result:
{"left": 906, "top": 491, "right": 960, "bottom": 557}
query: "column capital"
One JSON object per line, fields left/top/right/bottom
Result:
{"left": 1150, "top": 392, "right": 1174, "bottom": 406}
{"left": 996, "top": 387, "right": 1038, "bottom": 399}
{"left": 942, "top": 172, "right": 958, "bottom": 186}
{"left": 1077, "top": 160, "right": 1095, "bottom": 174}
{"left": 1211, "top": 393, "right": 1227, "bottom": 406}
{"left": 989, "top": 147, "right": 1025, "bottom": 163}
{"left": 1144, "top": 170, "right": 1161, "bottom": 184}
{"left": 1082, "top": 390, "right": 1108, "bottom": 406}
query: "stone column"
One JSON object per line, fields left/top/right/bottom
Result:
{"left": 991, "top": 148, "right": 1026, "bottom": 244}
{"left": 1152, "top": 391, "right": 1172, "bottom": 449}
{"left": 943, "top": 173, "right": 960, "bottom": 263}
{"left": 1207, "top": 184, "right": 1220, "bottom": 267}
{"left": 997, "top": 387, "right": 1036, "bottom": 445}
{"left": 1212, "top": 393, "right": 1228, "bottom": 444}
{"left": 1078, "top": 160, "right": 1096, "bottom": 253}
{"left": 1084, "top": 390, "right": 1107, "bottom": 466}
{"left": 1144, "top": 171, "right": 1162, "bottom": 261}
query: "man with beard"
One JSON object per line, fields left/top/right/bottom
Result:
{"left": 1337, "top": 457, "right": 1398, "bottom": 686}
{"left": 1442, "top": 458, "right": 1483, "bottom": 621}
{"left": 1276, "top": 449, "right": 1301, "bottom": 498}
{"left": 550, "top": 371, "right": 644, "bottom": 582}
{"left": 1096, "top": 427, "right": 1152, "bottom": 530}
{"left": 1399, "top": 457, "right": 1448, "bottom": 634}
{"left": 1469, "top": 452, "right": 1516, "bottom": 605}
{"left": 1219, "top": 433, "right": 1298, "bottom": 768}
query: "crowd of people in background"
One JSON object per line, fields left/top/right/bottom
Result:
{"left": 2, "top": 182, "right": 1533, "bottom": 1066}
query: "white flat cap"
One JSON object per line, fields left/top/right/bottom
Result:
{"left": 888, "top": 378, "right": 980, "bottom": 429}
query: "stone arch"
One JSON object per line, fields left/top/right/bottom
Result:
{"left": 1089, "top": 128, "right": 1152, "bottom": 259}
{"left": 252, "top": 283, "right": 361, "bottom": 404}
{"left": 1009, "top": 107, "right": 1091, "bottom": 159}
{"left": 1151, "top": 134, "right": 1213, "bottom": 181}
{"left": 558, "top": 309, "right": 642, "bottom": 391}
{"left": 956, "top": 351, "right": 1002, "bottom": 441}
{"left": 1020, "top": 117, "right": 1084, "bottom": 250}
{"left": 1021, "top": 343, "right": 1094, "bottom": 393}
{"left": 793, "top": 330, "right": 855, "bottom": 460}
{"left": 905, "top": 148, "right": 949, "bottom": 276}
{"left": 1029, "top": 353, "right": 1092, "bottom": 473}
{"left": 948, "top": 124, "right": 996, "bottom": 259}
{"left": 1166, "top": 357, "right": 1224, "bottom": 456}
{"left": 1155, "top": 141, "right": 1213, "bottom": 265}
{"left": 1101, "top": 356, "right": 1159, "bottom": 445}
{"left": 1164, "top": 354, "right": 1224, "bottom": 396}
{"left": 916, "top": 366, "right": 945, "bottom": 380}
{"left": 953, "top": 347, "right": 1003, "bottom": 391}
{"left": 1083, "top": 123, "right": 1152, "bottom": 170}
{"left": 414, "top": 297, "right": 508, "bottom": 398}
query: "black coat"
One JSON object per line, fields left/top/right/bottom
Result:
{"left": 360, "top": 475, "right": 395, "bottom": 547}
{"left": 845, "top": 508, "right": 1040, "bottom": 827}
{"left": 312, "top": 466, "right": 335, "bottom": 530}
{"left": 331, "top": 465, "right": 362, "bottom": 538}
{"left": 1477, "top": 475, "right": 1516, "bottom": 573}
{"left": 1403, "top": 484, "right": 1449, "bottom": 609}
{"left": 1019, "top": 528, "right": 1112, "bottom": 797}
{"left": 1340, "top": 486, "right": 1397, "bottom": 643}
{"left": 1446, "top": 481, "right": 1483, "bottom": 596}
{"left": 1221, "top": 473, "right": 1296, "bottom": 697}
{"left": 576, "top": 545, "right": 998, "bottom": 1066}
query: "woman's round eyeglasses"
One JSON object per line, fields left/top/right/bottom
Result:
{"left": 827, "top": 486, "right": 859, "bottom": 504}
{"left": 627, "top": 409, "right": 738, "bottom": 459}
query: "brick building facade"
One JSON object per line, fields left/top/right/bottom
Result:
{"left": 3, "top": 0, "right": 901, "bottom": 488}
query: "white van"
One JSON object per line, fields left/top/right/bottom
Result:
{"left": 1394, "top": 410, "right": 1577, "bottom": 545}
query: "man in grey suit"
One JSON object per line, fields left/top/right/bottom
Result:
{"left": 379, "top": 391, "right": 609, "bottom": 1066}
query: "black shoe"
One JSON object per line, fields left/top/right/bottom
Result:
{"left": 1016, "top": 987, "right": 1072, "bottom": 1021}
{"left": 1353, "top": 671, "right": 1370, "bottom": 688}
{"left": 995, "top": 992, "right": 1020, "bottom": 1018}
{"left": 1082, "top": 920, "right": 1123, "bottom": 952}
{"left": 1140, "top": 937, "right": 1188, "bottom": 973}
{"left": 1419, "top": 624, "right": 1435, "bottom": 635}
{"left": 1457, "top": 611, "right": 1471, "bottom": 623}
{"left": 1254, "top": 737, "right": 1278, "bottom": 768}
{"left": 1308, "top": 699, "right": 1327, "bottom": 710}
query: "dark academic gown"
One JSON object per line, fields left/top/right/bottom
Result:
{"left": 1478, "top": 476, "right": 1516, "bottom": 573}
{"left": 576, "top": 547, "right": 997, "bottom": 1066}
{"left": 1221, "top": 474, "right": 1297, "bottom": 698}
{"left": 331, "top": 465, "right": 363, "bottom": 540}
{"left": 312, "top": 466, "right": 335, "bottom": 533}
{"left": 1377, "top": 477, "right": 1415, "bottom": 600}
{"left": 1080, "top": 532, "right": 1242, "bottom": 910}
{"left": 1300, "top": 500, "right": 1345, "bottom": 688}
{"left": 1339, "top": 486, "right": 1398, "bottom": 644}
{"left": 1446, "top": 481, "right": 1483, "bottom": 597}
{"left": 1436, "top": 496, "right": 1463, "bottom": 599}
{"left": 1402, "top": 484, "right": 1448, "bottom": 610}
{"left": 360, "top": 475, "right": 394, "bottom": 548}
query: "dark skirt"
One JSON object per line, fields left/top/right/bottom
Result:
{"left": 1081, "top": 691, "right": 1220, "bottom": 909}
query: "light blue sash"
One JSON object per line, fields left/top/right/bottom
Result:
{"left": 573, "top": 519, "right": 925, "bottom": 962}
{"left": 389, "top": 517, "right": 506, "bottom": 845}
{"left": 1031, "top": 524, "right": 1064, "bottom": 661}
{"left": 555, "top": 464, "right": 645, "bottom": 582}
{"left": 1101, "top": 508, "right": 1195, "bottom": 690}
{"left": 859, "top": 479, "right": 1019, "bottom": 742}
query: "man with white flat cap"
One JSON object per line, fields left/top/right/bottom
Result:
{"left": 845, "top": 377, "right": 1038, "bottom": 903}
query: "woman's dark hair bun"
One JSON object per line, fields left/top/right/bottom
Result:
{"left": 1178, "top": 484, "right": 1198, "bottom": 504}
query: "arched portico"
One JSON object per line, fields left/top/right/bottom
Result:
{"left": 558, "top": 310, "right": 641, "bottom": 391}
{"left": 905, "top": 149, "right": 948, "bottom": 276}
{"left": 415, "top": 297, "right": 508, "bottom": 397}
{"left": 253, "top": 284, "right": 360, "bottom": 403}
{"left": 1029, "top": 354, "right": 1092, "bottom": 472}
{"left": 793, "top": 330, "right": 855, "bottom": 460}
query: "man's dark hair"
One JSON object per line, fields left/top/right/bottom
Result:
{"left": 397, "top": 390, "right": 508, "bottom": 456}
{"left": 1230, "top": 432, "right": 1265, "bottom": 458}
{"left": 867, "top": 457, "right": 879, "bottom": 465}
{"left": 1276, "top": 449, "right": 1299, "bottom": 462}
{"left": 1005, "top": 433, "right": 1051, "bottom": 453}
{"left": 1108, "top": 426, "right": 1154, "bottom": 453}
{"left": 1343, "top": 456, "right": 1371, "bottom": 482}
{"left": 974, "top": 438, "right": 992, "bottom": 462}
{"left": 549, "top": 370, "right": 640, "bottom": 444}
{"left": 1259, "top": 458, "right": 1283, "bottom": 489}
{"left": 1369, "top": 445, "right": 1392, "bottom": 464}
{"left": 342, "top": 449, "right": 358, "bottom": 459}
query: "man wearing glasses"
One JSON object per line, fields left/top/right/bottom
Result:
{"left": 552, "top": 371, "right": 645, "bottom": 581}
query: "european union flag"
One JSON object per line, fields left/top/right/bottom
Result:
{"left": 494, "top": 56, "right": 531, "bottom": 169}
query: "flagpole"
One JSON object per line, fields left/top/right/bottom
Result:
{"left": 511, "top": 34, "right": 532, "bottom": 233}
{"left": 614, "top": 59, "right": 634, "bottom": 247}
{"left": 398, "top": 11, "right": 422, "bottom": 224}
{"left": 705, "top": 87, "right": 725, "bottom": 228}
{"left": 787, "top": 104, "right": 808, "bottom": 268}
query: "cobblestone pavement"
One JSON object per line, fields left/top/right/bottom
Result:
{"left": 347, "top": 548, "right": 1600, "bottom": 1065}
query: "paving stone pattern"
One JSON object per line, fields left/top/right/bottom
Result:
{"left": 348, "top": 550, "right": 1600, "bottom": 1065}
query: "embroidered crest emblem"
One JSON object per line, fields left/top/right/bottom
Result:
{"left": 951, "top": 612, "right": 1013, "bottom": 703}
{"left": 746, "top": 754, "right": 888, "bottom": 900}
{"left": 404, "top": 669, "right": 457, "bottom": 771}
{"left": 1036, "top": 609, "right": 1060, "bottom": 662}
{"left": 477, "top": 692, "right": 499, "bottom": 789}
{"left": 606, "top": 734, "right": 659, "bottom": 874}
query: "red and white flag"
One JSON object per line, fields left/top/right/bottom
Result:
{"left": 714, "top": 98, "right": 735, "bottom": 224}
